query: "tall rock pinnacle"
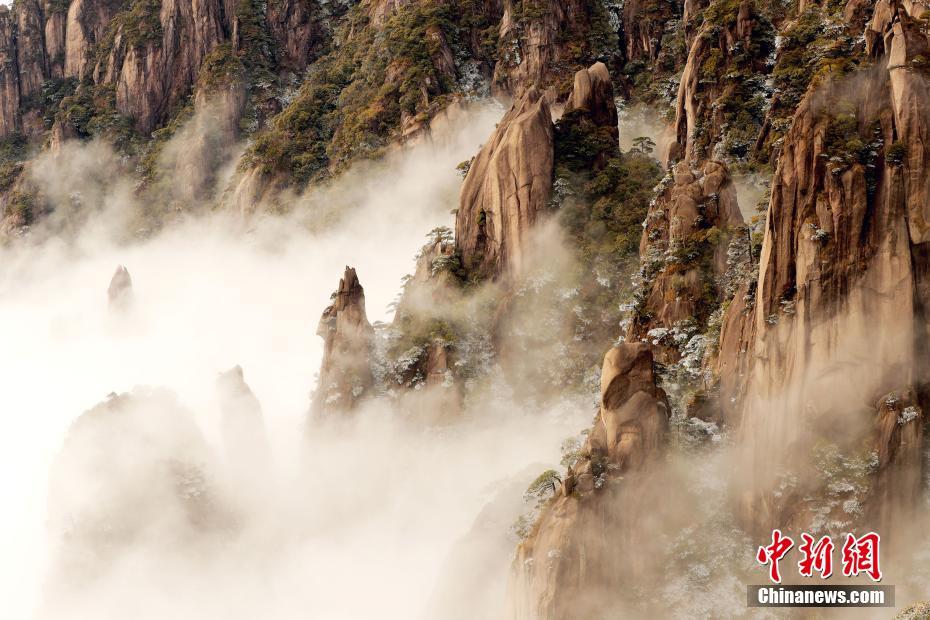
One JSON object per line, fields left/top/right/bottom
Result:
{"left": 311, "top": 267, "right": 374, "bottom": 416}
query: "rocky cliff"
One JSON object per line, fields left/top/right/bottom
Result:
{"left": 628, "top": 159, "right": 743, "bottom": 362}
{"left": 620, "top": 0, "right": 678, "bottom": 66}
{"left": 504, "top": 3, "right": 930, "bottom": 615}
{"left": 669, "top": 0, "right": 774, "bottom": 164}
{"left": 564, "top": 60, "right": 617, "bottom": 131}
{"left": 508, "top": 344, "right": 669, "bottom": 620}
{"left": 730, "top": 0, "right": 930, "bottom": 532}
{"left": 0, "top": 0, "right": 636, "bottom": 238}
{"left": 455, "top": 86, "right": 553, "bottom": 280}
{"left": 491, "top": 0, "right": 616, "bottom": 99}
{"left": 15, "top": 0, "right": 930, "bottom": 616}
{"left": 311, "top": 266, "right": 375, "bottom": 416}
{"left": 386, "top": 231, "right": 466, "bottom": 420}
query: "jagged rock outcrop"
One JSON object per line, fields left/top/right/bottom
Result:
{"left": 387, "top": 232, "right": 465, "bottom": 420}
{"left": 730, "top": 1, "right": 929, "bottom": 532}
{"left": 508, "top": 344, "right": 669, "bottom": 620}
{"left": 0, "top": 0, "right": 232, "bottom": 139}
{"left": 16, "top": 0, "right": 47, "bottom": 99}
{"left": 621, "top": 0, "right": 678, "bottom": 65}
{"left": 564, "top": 61, "right": 617, "bottom": 130}
{"left": 266, "top": 0, "right": 321, "bottom": 73}
{"left": 64, "top": 0, "right": 121, "bottom": 79}
{"left": 395, "top": 235, "right": 461, "bottom": 322}
{"left": 107, "top": 264, "right": 133, "bottom": 308}
{"left": 311, "top": 267, "right": 374, "bottom": 416}
{"left": 669, "top": 0, "right": 774, "bottom": 164}
{"left": 492, "top": 0, "right": 613, "bottom": 99}
{"left": 628, "top": 160, "right": 743, "bottom": 358}
{"left": 455, "top": 86, "right": 553, "bottom": 280}
{"left": 711, "top": 279, "right": 756, "bottom": 421}
{"left": 44, "top": 0, "right": 68, "bottom": 79}
{"left": 100, "top": 0, "right": 227, "bottom": 134}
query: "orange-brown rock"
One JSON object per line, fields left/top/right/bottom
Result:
{"left": 669, "top": 0, "right": 773, "bottom": 164}
{"left": 102, "top": 0, "right": 227, "bottom": 135}
{"left": 711, "top": 280, "right": 756, "bottom": 422}
{"left": 621, "top": 0, "right": 678, "bottom": 65}
{"left": 311, "top": 267, "right": 375, "bottom": 416}
{"left": 44, "top": 1, "right": 68, "bottom": 79}
{"left": 266, "top": 0, "right": 322, "bottom": 72}
{"left": 65, "top": 0, "right": 121, "bottom": 79}
{"left": 733, "top": 3, "right": 930, "bottom": 531}
{"left": 564, "top": 61, "right": 617, "bottom": 130}
{"left": 871, "top": 390, "right": 923, "bottom": 527}
{"left": 0, "top": 0, "right": 238, "bottom": 138}
{"left": 455, "top": 86, "right": 553, "bottom": 280}
{"left": 628, "top": 160, "right": 743, "bottom": 355}
{"left": 15, "top": 0, "right": 48, "bottom": 100}
{"left": 508, "top": 344, "right": 669, "bottom": 620}
{"left": 491, "top": 0, "right": 607, "bottom": 99}
{"left": 389, "top": 233, "right": 465, "bottom": 421}
{"left": 0, "top": 9, "right": 21, "bottom": 138}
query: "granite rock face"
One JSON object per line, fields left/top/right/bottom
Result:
{"left": 669, "top": 0, "right": 773, "bottom": 165}
{"left": 508, "top": 344, "right": 669, "bottom": 620}
{"left": 455, "top": 86, "right": 553, "bottom": 281}
{"left": 564, "top": 61, "right": 617, "bottom": 130}
{"left": 628, "top": 160, "right": 743, "bottom": 361}
{"left": 311, "top": 267, "right": 374, "bottom": 416}
{"left": 724, "top": 0, "right": 929, "bottom": 531}
{"left": 491, "top": 0, "right": 607, "bottom": 99}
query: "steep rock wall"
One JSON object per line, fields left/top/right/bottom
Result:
{"left": 455, "top": 86, "right": 553, "bottom": 280}
{"left": 727, "top": 0, "right": 929, "bottom": 532}
{"left": 669, "top": 0, "right": 774, "bottom": 164}
{"left": 491, "top": 0, "right": 613, "bottom": 99}
{"left": 508, "top": 344, "right": 669, "bottom": 620}
{"left": 628, "top": 160, "right": 743, "bottom": 360}
{"left": 0, "top": 9, "right": 21, "bottom": 137}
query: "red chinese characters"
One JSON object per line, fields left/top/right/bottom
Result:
{"left": 757, "top": 531, "right": 883, "bottom": 582}
{"left": 841, "top": 532, "right": 882, "bottom": 582}
{"left": 756, "top": 529, "right": 794, "bottom": 584}
{"left": 797, "top": 533, "right": 834, "bottom": 578}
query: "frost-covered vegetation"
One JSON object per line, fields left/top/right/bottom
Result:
{"left": 757, "top": 2, "right": 860, "bottom": 162}
{"left": 552, "top": 105, "right": 664, "bottom": 376}
{"left": 245, "top": 0, "right": 503, "bottom": 184}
